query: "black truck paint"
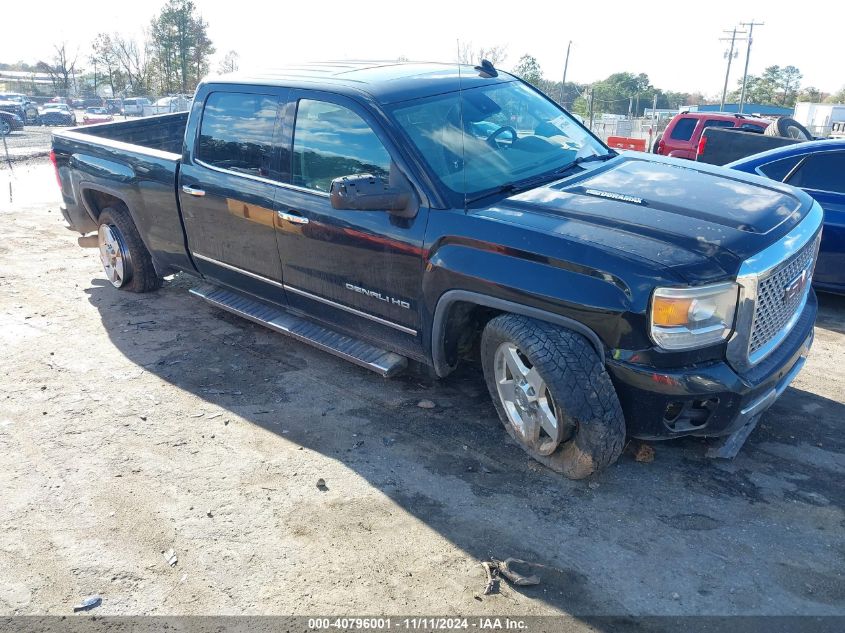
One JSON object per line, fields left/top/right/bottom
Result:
{"left": 696, "top": 126, "right": 802, "bottom": 166}
{"left": 52, "top": 62, "right": 822, "bottom": 472}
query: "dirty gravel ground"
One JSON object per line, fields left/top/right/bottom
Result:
{"left": 0, "top": 160, "right": 843, "bottom": 620}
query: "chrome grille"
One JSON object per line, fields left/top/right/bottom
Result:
{"left": 749, "top": 234, "right": 819, "bottom": 357}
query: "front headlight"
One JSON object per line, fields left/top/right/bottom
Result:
{"left": 650, "top": 282, "right": 739, "bottom": 350}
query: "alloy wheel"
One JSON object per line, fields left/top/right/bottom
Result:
{"left": 493, "top": 342, "right": 567, "bottom": 455}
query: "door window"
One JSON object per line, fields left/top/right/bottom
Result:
{"left": 292, "top": 99, "right": 391, "bottom": 193}
{"left": 197, "top": 92, "right": 279, "bottom": 179}
{"left": 786, "top": 151, "right": 845, "bottom": 193}
{"left": 758, "top": 155, "right": 803, "bottom": 181}
{"left": 669, "top": 117, "right": 698, "bottom": 141}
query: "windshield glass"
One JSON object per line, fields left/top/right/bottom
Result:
{"left": 390, "top": 80, "right": 606, "bottom": 205}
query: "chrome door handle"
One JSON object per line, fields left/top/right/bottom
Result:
{"left": 181, "top": 185, "right": 206, "bottom": 197}
{"left": 277, "top": 210, "right": 309, "bottom": 225}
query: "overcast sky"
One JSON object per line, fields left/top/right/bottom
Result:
{"left": 4, "top": 0, "right": 843, "bottom": 96}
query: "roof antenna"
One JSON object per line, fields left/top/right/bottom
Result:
{"left": 474, "top": 59, "right": 498, "bottom": 78}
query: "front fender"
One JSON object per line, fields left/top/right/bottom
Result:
{"left": 422, "top": 239, "right": 649, "bottom": 376}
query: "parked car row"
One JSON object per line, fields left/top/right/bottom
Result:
{"left": 0, "top": 95, "right": 183, "bottom": 128}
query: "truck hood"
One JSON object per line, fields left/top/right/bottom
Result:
{"left": 478, "top": 155, "right": 810, "bottom": 283}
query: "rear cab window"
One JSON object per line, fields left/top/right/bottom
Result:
{"left": 669, "top": 117, "right": 698, "bottom": 141}
{"left": 197, "top": 91, "right": 280, "bottom": 179}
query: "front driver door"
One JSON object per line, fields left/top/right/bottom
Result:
{"left": 273, "top": 91, "right": 429, "bottom": 357}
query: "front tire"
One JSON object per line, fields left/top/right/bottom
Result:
{"left": 481, "top": 314, "right": 625, "bottom": 479}
{"left": 97, "top": 204, "right": 162, "bottom": 293}
{"left": 0, "top": 120, "right": 10, "bottom": 136}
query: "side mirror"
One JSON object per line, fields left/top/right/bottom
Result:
{"left": 330, "top": 167, "right": 418, "bottom": 218}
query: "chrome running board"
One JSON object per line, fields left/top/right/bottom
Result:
{"left": 189, "top": 283, "right": 408, "bottom": 378}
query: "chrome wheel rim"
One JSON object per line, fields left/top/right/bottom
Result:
{"left": 493, "top": 342, "right": 564, "bottom": 455}
{"left": 0, "top": 121, "right": 10, "bottom": 135}
{"left": 98, "top": 224, "right": 130, "bottom": 287}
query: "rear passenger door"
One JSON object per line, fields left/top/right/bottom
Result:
{"left": 272, "top": 91, "right": 429, "bottom": 356}
{"left": 179, "top": 87, "right": 289, "bottom": 303}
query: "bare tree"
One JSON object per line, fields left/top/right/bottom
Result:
{"left": 37, "top": 43, "right": 79, "bottom": 95}
{"left": 90, "top": 33, "right": 124, "bottom": 95}
{"left": 217, "top": 50, "right": 240, "bottom": 74}
{"left": 456, "top": 41, "right": 507, "bottom": 66}
{"left": 112, "top": 33, "right": 152, "bottom": 95}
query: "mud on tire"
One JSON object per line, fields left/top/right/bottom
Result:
{"left": 481, "top": 314, "right": 625, "bottom": 479}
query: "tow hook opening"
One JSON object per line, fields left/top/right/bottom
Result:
{"left": 663, "top": 398, "right": 719, "bottom": 432}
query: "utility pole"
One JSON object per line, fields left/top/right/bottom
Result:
{"left": 587, "top": 86, "right": 594, "bottom": 130}
{"left": 738, "top": 20, "right": 764, "bottom": 113}
{"left": 650, "top": 93, "right": 658, "bottom": 151}
{"left": 559, "top": 40, "right": 572, "bottom": 106}
{"left": 719, "top": 27, "right": 747, "bottom": 112}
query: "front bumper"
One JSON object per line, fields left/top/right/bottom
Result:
{"left": 607, "top": 291, "right": 817, "bottom": 440}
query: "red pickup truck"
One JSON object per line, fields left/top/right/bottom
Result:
{"left": 655, "top": 112, "right": 770, "bottom": 160}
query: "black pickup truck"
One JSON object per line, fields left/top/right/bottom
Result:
{"left": 52, "top": 62, "right": 823, "bottom": 478}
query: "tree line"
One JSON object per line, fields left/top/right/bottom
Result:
{"left": 474, "top": 49, "right": 843, "bottom": 116}
{"left": 4, "top": 0, "right": 233, "bottom": 98}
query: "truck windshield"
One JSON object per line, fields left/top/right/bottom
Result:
{"left": 390, "top": 81, "right": 607, "bottom": 206}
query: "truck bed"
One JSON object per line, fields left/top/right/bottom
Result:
{"left": 51, "top": 112, "right": 193, "bottom": 277}
{"left": 696, "top": 127, "right": 800, "bottom": 166}
{"left": 71, "top": 112, "right": 189, "bottom": 155}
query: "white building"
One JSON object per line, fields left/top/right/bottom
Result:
{"left": 793, "top": 102, "right": 845, "bottom": 137}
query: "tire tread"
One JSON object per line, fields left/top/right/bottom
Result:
{"left": 481, "top": 314, "right": 625, "bottom": 479}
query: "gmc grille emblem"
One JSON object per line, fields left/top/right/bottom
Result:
{"left": 782, "top": 269, "right": 808, "bottom": 304}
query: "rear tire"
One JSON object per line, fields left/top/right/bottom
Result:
{"left": 764, "top": 117, "right": 812, "bottom": 140}
{"left": 97, "top": 204, "right": 162, "bottom": 293}
{"left": 652, "top": 134, "right": 662, "bottom": 153}
{"left": 481, "top": 314, "right": 625, "bottom": 479}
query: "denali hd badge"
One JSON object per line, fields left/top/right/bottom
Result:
{"left": 345, "top": 283, "right": 411, "bottom": 309}
{"left": 585, "top": 189, "right": 643, "bottom": 204}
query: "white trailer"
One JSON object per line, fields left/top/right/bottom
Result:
{"left": 793, "top": 102, "right": 845, "bottom": 137}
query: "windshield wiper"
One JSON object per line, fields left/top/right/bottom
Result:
{"left": 464, "top": 151, "right": 618, "bottom": 207}
{"left": 551, "top": 151, "right": 618, "bottom": 176}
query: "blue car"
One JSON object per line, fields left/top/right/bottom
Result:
{"left": 727, "top": 139, "right": 845, "bottom": 294}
